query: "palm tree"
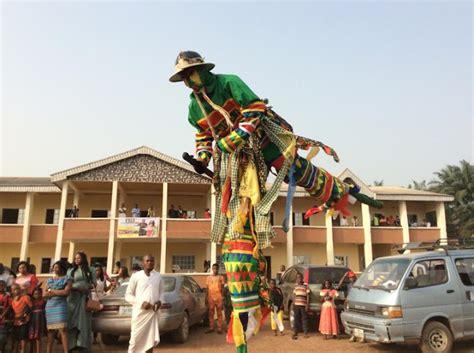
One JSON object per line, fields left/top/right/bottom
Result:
{"left": 373, "top": 180, "right": 384, "bottom": 186}
{"left": 408, "top": 180, "right": 431, "bottom": 191}
{"left": 431, "top": 160, "right": 474, "bottom": 237}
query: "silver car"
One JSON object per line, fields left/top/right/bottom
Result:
{"left": 92, "top": 274, "right": 208, "bottom": 345}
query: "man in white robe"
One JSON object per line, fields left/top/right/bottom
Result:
{"left": 126, "top": 255, "right": 164, "bottom": 353}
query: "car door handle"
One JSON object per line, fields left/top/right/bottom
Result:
{"left": 446, "top": 289, "right": 455, "bottom": 294}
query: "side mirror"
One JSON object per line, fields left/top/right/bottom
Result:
{"left": 404, "top": 277, "right": 418, "bottom": 290}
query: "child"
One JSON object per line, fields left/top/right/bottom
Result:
{"left": 28, "top": 288, "right": 45, "bottom": 353}
{"left": 0, "top": 280, "right": 11, "bottom": 353}
{"left": 269, "top": 279, "right": 284, "bottom": 336}
{"left": 10, "top": 283, "right": 32, "bottom": 353}
{"left": 205, "top": 263, "right": 224, "bottom": 334}
{"left": 292, "top": 272, "right": 310, "bottom": 340}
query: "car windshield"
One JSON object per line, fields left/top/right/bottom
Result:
{"left": 356, "top": 258, "right": 411, "bottom": 290}
{"left": 115, "top": 277, "right": 176, "bottom": 296}
{"left": 308, "top": 268, "right": 348, "bottom": 285}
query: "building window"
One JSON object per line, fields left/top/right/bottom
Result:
{"left": 293, "top": 255, "right": 311, "bottom": 265}
{"left": 270, "top": 212, "right": 274, "bottom": 226}
{"left": 455, "top": 258, "right": 474, "bottom": 286}
{"left": 2, "top": 208, "right": 23, "bottom": 224}
{"left": 45, "top": 209, "right": 60, "bottom": 224}
{"left": 408, "top": 214, "right": 418, "bottom": 226}
{"left": 91, "top": 257, "right": 107, "bottom": 267}
{"left": 293, "top": 212, "right": 310, "bottom": 226}
{"left": 172, "top": 255, "right": 195, "bottom": 272}
{"left": 425, "top": 211, "right": 437, "bottom": 227}
{"left": 334, "top": 256, "right": 349, "bottom": 267}
{"left": 41, "top": 258, "right": 52, "bottom": 274}
{"left": 408, "top": 259, "right": 448, "bottom": 288}
{"left": 91, "top": 210, "right": 108, "bottom": 218}
{"left": 10, "top": 257, "right": 30, "bottom": 271}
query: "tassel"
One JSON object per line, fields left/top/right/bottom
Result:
{"left": 304, "top": 205, "right": 324, "bottom": 220}
{"left": 282, "top": 163, "right": 297, "bottom": 232}
{"left": 221, "top": 176, "right": 232, "bottom": 214}
{"left": 226, "top": 312, "right": 234, "bottom": 344}
{"left": 333, "top": 193, "right": 351, "bottom": 217}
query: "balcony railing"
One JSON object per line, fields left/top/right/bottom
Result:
{"left": 0, "top": 224, "right": 23, "bottom": 243}
{"left": 166, "top": 219, "right": 211, "bottom": 240}
{"left": 293, "top": 226, "right": 326, "bottom": 243}
{"left": 333, "top": 227, "right": 364, "bottom": 243}
{"left": 371, "top": 227, "right": 403, "bottom": 244}
{"left": 29, "top": 225, "right": 58, "bottom": 243}
{"left": 63, "top": 218, "right": 110, "bottom": 241}
{"left": 409, "top": 227, "right": 441, "bottom": 242}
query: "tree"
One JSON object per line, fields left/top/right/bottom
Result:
{"left": 408, "top": 180, "right": 430, "bottom": 191}
{"left": 373, "top": 180, "right": 384, "bottom": 186}
{"left": 430, "top": 160, "right": 474, "bottom": 238}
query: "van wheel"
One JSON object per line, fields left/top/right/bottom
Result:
{"left": 173, "top": 312, "right": 189, "bottom": 343}
{"left": 101, "top": 334, "right": 119, "bottom": 346}
{"left": 420, "top": 321, "right": 453, "bottom": 353}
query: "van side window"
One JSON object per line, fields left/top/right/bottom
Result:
{"left": 455, "top": 258, "right": 474, "bottom": 286}
{"left": 408, "top": 259, "right": 448, "bottom": 288}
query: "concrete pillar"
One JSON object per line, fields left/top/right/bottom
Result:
{"left": 20, "top": 192, "right": 35, "bottom": 261}
{"left": 106, "top": 181, "right": 119, "bottom": 275}
{"left": 54, "top": 181, "right": 69, "bottom": 261}
{"left": 68, "top": 242, "right": 76, "bottom": 263}
{"left": 399, "top": 201, "right": 410, "bottom": 244}
{"left": 361, "top": 204, "right": 373, "bottom": 268}
{"left": 160, "top": 182, "right": 168, "bottom": 273}
{"left": 210, "top": 185, "right": 217, "bottom": 267}
{"left": 436, "top": 202, "right": 447, "bottom": 242}
{"left": 325, "top": 213, "right": 334, "bottom": 265}
{"left": 118, "top": 183, "right": 127, "bottom": 215}
{"left": 286, "top": 206, "right": 294, "bottom": 268}
{"left": 114, "top": 241, "right": 122, "bottom": 267}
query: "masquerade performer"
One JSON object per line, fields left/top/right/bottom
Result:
{"left": 170, "top": 51, "right": 381, "bottom": 353}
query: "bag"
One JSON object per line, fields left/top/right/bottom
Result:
{"left": 86, "top": 297, "right": 102, "bottom": 312}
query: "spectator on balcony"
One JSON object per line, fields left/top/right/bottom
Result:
{"left": 167, "top": 205, "right": 179, "bottom": 218}
{"left": 339, "top": 216, "right": 348, "bottom": 227}
{"left": 373, "top": 215, "right": 379, "bottom": 226}
{"left": 204, "top": 208, "right": 211, "bottom": 219}
{"left": 386, "top": 215, "right": 395, "bottom": 226}
{"left": 131, "top": 204, "right": 141, "bottom": 218}
{"left": 395, "top": 215, "right": 401, "bottom": 226}
{"left": 379, "top": 215, "right": 387, "bottom": 226}
{"left": 118, "top": 203, "right": 127, "bottom": 218}
{"left": 351, "top": 216, "right": 358, "bottom": 227}
{"left": 147, "top": 206, "right": 155, "bottom": 218}
{"left": 177, "top": 205, "right": 186, "bottom": 219}
{"left": 69, "top": 205, "right": 79, "bottom": 218}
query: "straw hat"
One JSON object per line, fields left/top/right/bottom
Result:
{"left": 169, "top": 51, "right": 215, "bottom": 82}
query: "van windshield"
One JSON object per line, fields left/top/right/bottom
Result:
{"left": 356, "top": 258, "right": 411, "bottom": 291}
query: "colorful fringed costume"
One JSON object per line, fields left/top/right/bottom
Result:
{"left": 170, "top": 51, "right": 382, "bottom": 352}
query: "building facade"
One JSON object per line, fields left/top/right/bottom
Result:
{"left": 0, "top": 146, "right": 453, "bottom": 279}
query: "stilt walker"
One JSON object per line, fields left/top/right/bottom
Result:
{"left": 170, "top": 51, "right": 382, "bottom": 353}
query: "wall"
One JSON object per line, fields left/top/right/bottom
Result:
{"left": 167, "top": 195, "right": 208, "bottom": 219}
{"left": 372, "top": 244, "right": 393, "bottom": 260}
{"left": 334, "top": 244, "right": 361, "bottom": 272}
{"left": 263, "top": 244, "right": 287, "bottom": 278}
{"left": 293, "top": 244, "right": 327, "bottom": 265}
{"left": 31, "top": 193, "right": 61, "bottom": 224}
{"left": 0, "top": 244, "right": 21, "bottom": 266}
{"left": 165, "top": 241, "right": 207, "bottom": 273}
{"left": 116, "top": 241, "right": 162, "bottom": 270}
{"left": 27, "top": 244, "right": 68, "bottom": 273}
{"left": 406, "top": 201, "right": 438, "bottom": 225}
{"left": 77, "top": 194, "right": 112, "bottom": 218}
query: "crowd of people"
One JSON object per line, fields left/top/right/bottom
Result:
{"left": 0, "top": 256, "right": 136, "bottom": 353}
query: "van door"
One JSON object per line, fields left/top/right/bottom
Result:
{"left": 401, "top": 258, "right": 463, "bottom": 339}
{"left": 454, "top": 257, "right": 474, "bottom": 337}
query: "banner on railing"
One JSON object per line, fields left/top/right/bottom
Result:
{"left": 117, "top": 217, "right": 160, "bottom": 238}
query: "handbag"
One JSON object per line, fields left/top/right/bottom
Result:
{"left": 86, "top": 285, "right": 103, "bottom": 312}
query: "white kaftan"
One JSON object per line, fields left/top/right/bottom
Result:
{"left": 125, "top": 270, "right": 164, "bottom": 353}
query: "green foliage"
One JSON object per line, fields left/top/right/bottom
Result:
{"left": 373, "top": 180, "right": 384, "bottom": 186}
{"left": 430, "top": 160, "right": 474, "bottom": 238}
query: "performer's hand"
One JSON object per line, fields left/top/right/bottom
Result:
{"left": 141, "top": 301, "right": 153, "bottom": 310}
{"left": 196, "top": 157, "right": 209, "bottom": 168}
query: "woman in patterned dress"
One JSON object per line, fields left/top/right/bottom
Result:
{"left": 44, "top": 261, "right": 72, "bottom": 353}
{"left": 319, "top": 279, "right": 339, "bottom": 339}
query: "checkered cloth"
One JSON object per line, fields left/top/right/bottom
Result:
{"left": 211, "top": 114, "right": 295, "bottom": 249}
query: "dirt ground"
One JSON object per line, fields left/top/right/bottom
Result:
{"left": 92, "top": 321, "right": 474, "bottom": 353}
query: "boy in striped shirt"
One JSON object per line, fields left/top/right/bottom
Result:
{"left": 292, "top": 273, "right": 310, "bottom": 340}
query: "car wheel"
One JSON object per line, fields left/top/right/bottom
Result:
{"left": 420, "top": 321, "right": 453, "bottom": 353}
{"left": 101, "top": 334, "right": 120, "bottom": 346}
{"left": 173, "top": 312, "right": 190, "bottom": 343}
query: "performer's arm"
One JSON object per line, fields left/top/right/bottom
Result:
{"left": 195, "top": 127, "right": 213, "bottom": 164}
{"left": 125, "top": 275, "right": 137, "bottom": 305}
{"left": 217, "top": 75, "right": 266, "bottom": 153}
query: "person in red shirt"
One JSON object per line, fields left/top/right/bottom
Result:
{"left": 0, "top": 280, "right": 11, "bottom": 353}
{"left": 28, "top": 288, "right": 46, "bottom": 353}
{"left": 10, "top": 283, "right": 32, "bottom": 353}
{"left": 205, "top": 263, "right": 224, "bottom": 334}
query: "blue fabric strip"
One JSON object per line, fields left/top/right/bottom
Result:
{"left": 282, "top": 163, "right": 297, "bottom": 232}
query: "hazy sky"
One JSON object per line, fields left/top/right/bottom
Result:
{"left": 1, "top": 1, "right": 472, "bottom": 186}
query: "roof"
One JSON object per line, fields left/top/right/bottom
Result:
{"left": 50, "top": 146, "right": 210, "bottom": 184}
{"left": 0, "top": 177, "right": 59, "bottom": 193}
{"left": 369, "top": 186, "right": 454, "bottom": 202}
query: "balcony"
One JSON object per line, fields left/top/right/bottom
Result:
{"left": 333, "top": 227, "right": 364, "bottom": 243}
{"left": 29, "top": 225, "right": 58, "bottom": 243}
{"left": 63, "top": 218, "right": 110, "bottom": 241}
{"left": 166, "top": 219, "right": 211, "bottom": 240}
{"left": 410, "top": 228, "right": 440, "bottom": 242}
{"left": 371, "top": 227, "right": 403, "bottom": 244}
{"left": 0, "top": 225, "right": 23, "bottom": 243}
{"left": 293, "top": 226, "right": 326, "bottom": 243}
{"left": 271, "top": 226, "right": 287, "bottom": 243}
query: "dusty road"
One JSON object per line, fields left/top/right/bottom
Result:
{"left": 93, "top": 321, "right": 473, "bottom": 353}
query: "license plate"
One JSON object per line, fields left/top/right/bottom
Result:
{"left": 119, "top": 306, "right": 133, "bottom": 316}
{"left": 353, "top": 328, "right": 364, "bottom": 339}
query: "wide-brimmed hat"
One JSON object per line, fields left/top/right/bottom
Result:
{"left": 169, "top": 51, "right": 215, "bottom": 82}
